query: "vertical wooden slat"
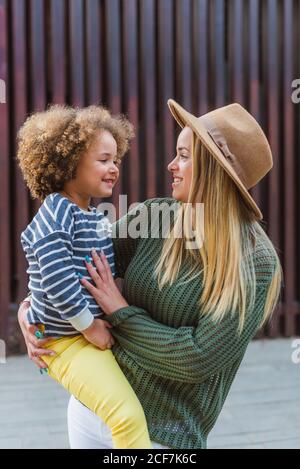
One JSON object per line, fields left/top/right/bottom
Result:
{"left": 104, "top": 0, "right": 121, "bottom": 114}
{"left": 248, "top": 0, "right": 260, "bottom": 118}
{"left": 248, "top": 0, "right": 262, "bottom": 217}
{"left": 283, "top": 0, "right": 295, "bottom": 336}
{"left": 157, "top": 0, "right": 174, "bottom": 195}
{"left": 211, "top": 0, "right": 226, "bottom": 108}
{"left": 49, "top": 0, "right": 66, "bottom": 104}
{"left": 265, "top": 0, "right": 281, "bottom": 337}
{"left": 11, "top": 0, "right": 29, "bottom": 304}
{"left": 248, "top": 0, "right": 265, "bottom": 341}
{"left": 69, "top": 0, "right": 85, "bottom": 106}
{"left": 122, "top": 0, "right": 139, "bottom": 203}
{"left": 266, "top": 0, "right": 280, "bottom": 248}
{"left": 175, "top": 0, "right": 192, "bottom": 110}
{"left": 104, "top": 0, "right": 122, "bottom": 210}
{"left": 139, "top": 0, "right": 156, "bottom": 199}
{"left": 193, "top": 0, "right": 209, "bottom": 115}
{"left": 230, "top": 0, "right": 245, "bottom": 105}
{"left": 297, "top": 0, "right": 300, "bottom": 330}
{"left": 85, "top": 0, "right": 101, "bottom": 105}
{"left": 29, "top": 0, "right": 46, "bottom": 110}
{"left": 83, "top": 0, "right": 103, "bottom": 212}
{"left": 0, "top": 0, "right": 10, "bottom": 341}
{"left": 29, "top": 0, "right": 45, "bottom": 215}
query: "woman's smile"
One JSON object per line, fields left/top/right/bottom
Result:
{"left": 172, "top": 176, "right": 183, "bottom": 187}
{"left": 167, "top": 126, "right": 193, "bottom": 202}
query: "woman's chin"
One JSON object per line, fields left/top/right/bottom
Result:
{"left": 171, "top": 188, "right": 184, "bottom": 202}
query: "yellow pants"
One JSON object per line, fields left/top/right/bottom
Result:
{"left": 41, "top": 334, "right": 152, "bottom": 449}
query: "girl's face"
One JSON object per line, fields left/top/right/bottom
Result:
{"left": 167, "top": 126, "right": 193, "bottom": 202}
{"left": 74, "top": 130, "right": 119, "bottom": 198}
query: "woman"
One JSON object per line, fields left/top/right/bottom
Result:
{"left": 18, "top": 99, "right": 282, "bottom": 449}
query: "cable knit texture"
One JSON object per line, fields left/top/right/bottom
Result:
{"left": 104, "top": 197, "right": 277, "bottom": 449}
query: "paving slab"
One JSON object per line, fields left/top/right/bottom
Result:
{"left": 0, "top": 338, "right": 299, "bottom": 449}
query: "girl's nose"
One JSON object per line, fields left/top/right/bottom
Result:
{"left": 109, "top": 163, "right": 118, "bottom": 173}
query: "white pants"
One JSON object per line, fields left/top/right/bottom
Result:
{"left": 67, "top": 395, "right": 170, "bottom": 449}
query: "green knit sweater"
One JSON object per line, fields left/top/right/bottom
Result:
{"left": 105, "top": 197, "right": 276, "bottom": 449}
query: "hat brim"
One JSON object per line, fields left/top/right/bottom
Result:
{"left": 167, "top": 99, "right": 263, "bottom": 220}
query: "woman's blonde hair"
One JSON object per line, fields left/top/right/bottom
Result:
{"left": 155, "top": 133, "right": 283, "bottom": 333}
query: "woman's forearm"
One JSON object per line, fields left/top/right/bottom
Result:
{"left": 104, "top": 290, "right": 266, "bottom": 384}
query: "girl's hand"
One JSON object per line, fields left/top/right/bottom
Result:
{"left": 17, "top": 300, "right": 56, "bottom": 369}
{"left": 82, "top": 318, "right": 115, "bottom": 350}
{"left": 81, "top": 249, "right": 129, "bottom": 315}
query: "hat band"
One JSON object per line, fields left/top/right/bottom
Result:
{"left": 200, "top": 115, "right": 248, "bottom": 188}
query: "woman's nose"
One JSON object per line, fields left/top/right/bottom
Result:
{"left": 167, "top": 157, "right": 178, "bottom": 172}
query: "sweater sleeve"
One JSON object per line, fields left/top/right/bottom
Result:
{"left": 104, "top": 283, "right": 269, "bottom": 384}
{"left": 32, "top": 231, "right": 94, "bottom": 331}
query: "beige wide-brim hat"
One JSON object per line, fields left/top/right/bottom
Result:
{"left": 167, "top": 99, "right": 273, "bottom": 220}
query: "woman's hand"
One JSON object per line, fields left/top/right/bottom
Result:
{"left": 80, "top": 249, "right": 129, "bottom": 315}
{"left": 17, "top": 300, "right": 56, "bottom": 369}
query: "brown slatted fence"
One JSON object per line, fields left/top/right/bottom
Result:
{"left": 0, "top": 0, "right": 299, "bottom": 352}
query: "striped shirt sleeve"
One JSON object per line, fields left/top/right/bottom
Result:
{"left": 32, "top": 230, "right": 94, "bottom": 331}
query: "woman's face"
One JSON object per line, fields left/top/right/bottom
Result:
{"left": 168, "top": 126, "right": 193, "bottom": 202}
{"left": 75, "top": 130, "right": 119, "bottom": 198}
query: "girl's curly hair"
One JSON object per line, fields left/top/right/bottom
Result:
{"left": 17, "top": 104, "right": 135, "bottom": 201}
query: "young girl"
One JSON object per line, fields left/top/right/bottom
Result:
{"left": 17, "top": 104, "right": 152, "bottom": 449}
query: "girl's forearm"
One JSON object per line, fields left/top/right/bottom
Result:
{"left": 17, "top": 298, "right": 30, "bottom": 328}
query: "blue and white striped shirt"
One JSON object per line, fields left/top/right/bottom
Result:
{"left": 21, "top": 193, "right": 116, "bottom": 337}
